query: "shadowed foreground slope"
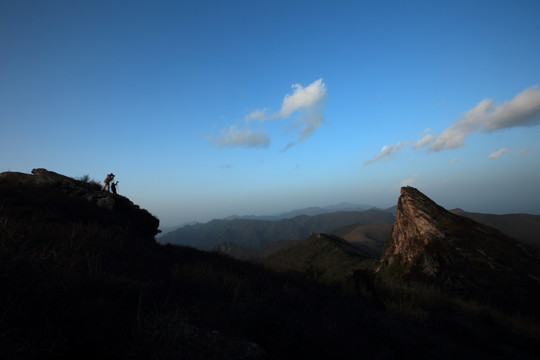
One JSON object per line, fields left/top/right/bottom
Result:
{"left": 2, "top": 171, "right": 540, "bottom": 359}
{"left": 0, "top": 170, "right": 414, "bottom": 359}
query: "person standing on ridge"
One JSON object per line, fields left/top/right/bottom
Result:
{"left": 111, "top": 181, "right": 118, "bottom": 195}
{"left": 102, "top": 173, "right": 115, "bottom": 192}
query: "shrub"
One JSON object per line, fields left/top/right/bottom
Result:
{"left": 77, "top": 174, "right": 102, "bottom": 191}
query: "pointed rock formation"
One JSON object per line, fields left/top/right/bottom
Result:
{"left": 378, "top": 186, "right": 540, "bottom": 309}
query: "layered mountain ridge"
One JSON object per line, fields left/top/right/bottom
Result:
{"left": 161, "top": 209, "right": 395, "bottom": 250}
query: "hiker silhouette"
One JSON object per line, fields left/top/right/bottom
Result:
{"left": 102, "top": 173, "right": 115, "bottom": 192}
{"left": 111, "top": 181, "right": 118, "bottom": 195}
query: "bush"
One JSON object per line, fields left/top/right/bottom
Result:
{"left": 77, "top": 174, "right": 102, "bottom": 191}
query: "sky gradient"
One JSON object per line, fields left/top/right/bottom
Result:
{"left": 2, "top": 0, "right": 540, "bottom": 227}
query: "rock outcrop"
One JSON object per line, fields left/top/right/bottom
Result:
{"left": 2, "top": 169, "right": 122, "bottom": 211}
{"left": 0, "top": 168, "right": 160, "bottom": 241}
{"left": 378, "top": 186, "right": 540, "bottom": 306}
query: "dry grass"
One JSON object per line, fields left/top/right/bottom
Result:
{"left": 2, "top": 181, "right": 540, "bottom": 359}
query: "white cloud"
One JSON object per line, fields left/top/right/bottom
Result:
{"left": 412, "top": 133, "right": 435, "bottom": 149}
{"left": 279, "top": 78, "right": 327, "bottom": 118}
{"left": 244, "top": 108, "right": 270, "bottom": 122}
{"left": 364, "top": 141, "right": 408, "bottom": 165}
{"left": 245, "top": 78, "right": 327, "bottom": 149}
{"left": 207, "top": 125, "right": 270, "bottom": 148}
{"left": 516, "top": 145, "right": 538, "bottom": 157}
{"left": 488, "top": 147, "right": 511, "bottom": 159}
{"left": 214, "top": 79, "right": 327, "bottom": 150}
{"left": 430, "top": 86, "right": 540, "bottom": 151}
{"left": 449, "top": 158, "right": 460, "bottom": 164}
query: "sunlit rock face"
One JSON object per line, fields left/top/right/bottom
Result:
{"left": 382, "top": 186, "right": 449, "bottom": 274}
{"left": 378, "top": 186, "right": 540, "bottom": 306}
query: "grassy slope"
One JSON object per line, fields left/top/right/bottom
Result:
{"left": 2, "top": 182, "right": 540, "bottom": 359}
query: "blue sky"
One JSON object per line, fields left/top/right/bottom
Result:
{"left": 1, "top": 0, "right": 540, "bottom": 227}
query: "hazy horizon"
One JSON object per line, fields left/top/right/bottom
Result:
{"left": 2, "top": 1, "right": 539, "bottom": 228}
{"left": 156, "top": 193, "right": 540, "bottom": 229}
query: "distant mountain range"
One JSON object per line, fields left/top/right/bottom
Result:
{"left": 157, "top": 203, "right": 380, "bottom": 236}
{"left": 160, "top": 202, "right": 540, "bottom": 259}
{"left": 222, "top": 202, "right": 377, "bottom": 221}
{"left": 159, "top": 209, "right": 395, "bottom": 251}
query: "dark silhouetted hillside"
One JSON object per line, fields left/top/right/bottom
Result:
{"left": 212, "top": 239, "right": 302, "bottom": 260}
{"left": 2, "top": 170, "right": 540, "bottom": 359}
{"left": 261, "top": 233, "right": 374, "bottom": 285}
{"left": 332, "top": 223, "right": 393, "bottom": 256}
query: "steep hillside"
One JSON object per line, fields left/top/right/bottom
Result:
{"left": 262, "top": 233, "right": 374, "bottom": 284}
{"left": 212, "top": 239, "right": 302, "bottom": 260}
{"left": 0, "top": 169, "right": 159, "bottom": 250}
{"left": 160, "top": 209, "right": 394, "bottom": 250}
{"left": 332, "top": 223, "right": 393, "bottom": 256}
{"left": 3, "top": 171, "right": 540, "bottom": 359}
{"left": 378, "top": 186, "right": 540, "bottom": 312}
{"left": 1, "top": 169, "right": 388, "bottom": 358}
{"left": 450, "top": 208, "right": 540, "bottom": 248}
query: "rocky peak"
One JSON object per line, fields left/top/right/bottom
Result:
{"left": 378, "top": 186, "right": 540, "bottom": 305}
{"left": 384, "top": 186, "right": 450, "bottom": 265}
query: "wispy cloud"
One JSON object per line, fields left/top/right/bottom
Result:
{"left": 364, "top": 141, "right": 408, "bottom": 165}
{"left": 280, "top": 142, "right": 296, "bottom": 153}
{"left": 449, "top": 158, "right": 460, "bottom": 164}
{"left": 488, "top": 147, "right": 511, "bottom": 159}
{"left": 211, "top": 79, "right": 327, "bottom": 150}
{"left": 246, "top": 78, "right": 327, "bottom": 121}
{"left": 412, "top": 132, "right": 435, "bottom": 149}
{"left": 220, "top": 164, "right": 233, "bottom": 169}
{"left": 245, "top": 78, "right": 327, "bottom": 150}
{"left": 207, "top": 125, "right": 270, "bottom": 148}
{"left": 516, "top": 145, "right": 538, "bottom": 157}
{"left": 364, "top": 86, "right": 540, "bottom": 165}
{"left": 244, "top": 108, "right": 270, "bottom": 122}
{"left": 429, "top": 86, "right": 540, "bottom": 151}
